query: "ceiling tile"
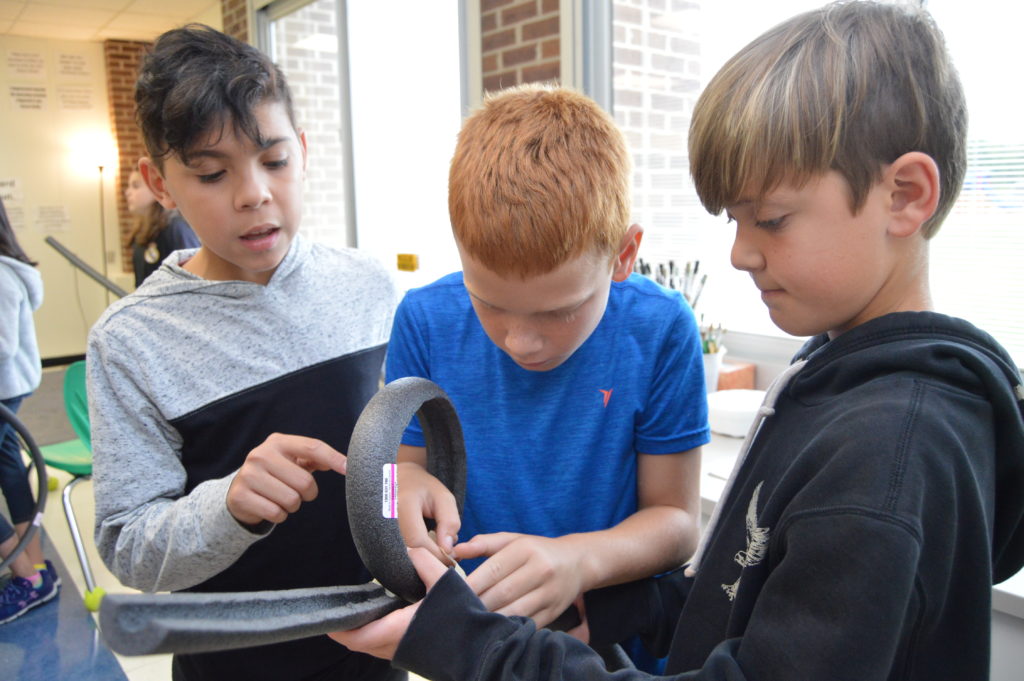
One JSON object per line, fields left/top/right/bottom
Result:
{"left": 104, "top": 11, "right": 182, "bottom": 31}
{"left": 2, "top": 0, "right": 219, "bottom": 42}
{"left": 18, "top": 3, "right": 114, "bottom": 26}
{"left": 28, "top": 0, "right": 129, "bottom": 9}
{"left": 0, "top": 1, "right": 26, "bottom": 21}
{"left": 126, "top": 0, "right": 215, "bottom": 17}
{"left": 6, "top": 20, "right": 99, "bottom": 40}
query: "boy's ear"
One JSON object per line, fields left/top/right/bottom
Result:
{"left": 297, "top": 128, "right": 308, "bottom": 174}
{"left": 886, "top": 151, "right": 940, "bottom": 238}
{"left": 612, "top": 223, "right": 643, "bottom": 282}
{"left": 138, "top": 157, "right": 176, "bottom": 211}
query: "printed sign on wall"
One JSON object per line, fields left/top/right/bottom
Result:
{"left": 6, "top": 50, "right": 46, "bottom": 79}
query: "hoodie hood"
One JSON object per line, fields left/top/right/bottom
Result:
{"left": 0, "top": 255, "right": 43, "bottom": 310}
{"left": 793, "top": 311, "right": 1024, "bottom": 583}
{"left": 127, "top": 233, "right": 311, "bottom": 300}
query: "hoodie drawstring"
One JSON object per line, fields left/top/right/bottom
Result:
{"left": 686, "top": 359, "right": 808, "bottom": 576}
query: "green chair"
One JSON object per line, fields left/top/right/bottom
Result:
{"left": 39, "top": 360, "right": 105, "bottom": 611}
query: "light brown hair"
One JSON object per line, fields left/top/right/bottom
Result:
{"left": 129, "top": 201, "right": 170, "bottom": 247}
{"left": 449, "top": 84, "right": 632, "bottom": 277}
{"left": 689, "top": 0, "right": 966, "bottom": 237}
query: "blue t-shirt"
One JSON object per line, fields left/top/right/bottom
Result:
{"left": 386, "top": 272, "right": 709, "bottom": 567}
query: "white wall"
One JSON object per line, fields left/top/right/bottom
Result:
{"left": 0, "top": 35, "right": 119, "bottom": 359}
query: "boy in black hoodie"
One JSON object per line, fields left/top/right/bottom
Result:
{"left": 331, "top": 2, "right": 1024, "bottom": 679}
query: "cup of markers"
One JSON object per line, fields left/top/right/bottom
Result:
{"left": 634, "top": 258, "right": 708, "bottom": 312}
{"left": 701, "top": 322, "right": 725, "bottom": 393}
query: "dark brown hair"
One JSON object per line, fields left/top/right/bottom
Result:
{"left": 0, "top": 197, "right": 35, "bottom": 266}
{"left": 135, "top": 24, "right": 297, "bottom": 168}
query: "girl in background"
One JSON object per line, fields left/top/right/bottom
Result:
{"left": 124, "top": 168, "right": 200, "bottom": 287}
{"left": 0, "top": 196, "right": 58, "bottom": 624}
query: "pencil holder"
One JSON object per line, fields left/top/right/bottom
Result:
{"left": 702, "top": 346, "right": 727, "bottom": 393}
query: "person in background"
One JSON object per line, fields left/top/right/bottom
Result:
{"left": 330, "top": 3, "right": 1024, "bottom": 680}
{"left": 88, "top": 25, "right": 397, "bottom": 681}
{"left": 0, "top": 196, "right": 59, "bottom": 624}
{"left": 123, "top": 167, "right": 200, "bottom": 287}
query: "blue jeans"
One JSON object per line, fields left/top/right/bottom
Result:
{"left": 0, "top": 395, "right": 32, "bottom": 542}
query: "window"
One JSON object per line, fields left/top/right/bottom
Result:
{"left": 599, "top": 0, "right": 1024, "bottom": 365}
{"left": 257, "top": 0, "right": 464, "bottom": 289}
{"left": 258, "top": 0, "right": 351, "bottom": 249}
{"left": 926, "top": 1, "right": 1024, "bottom": 365}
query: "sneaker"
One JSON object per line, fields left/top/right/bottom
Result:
{"left": 0, "top": 576, "right": 56, "bottom": 624}
{"left": 42, "top": 560, "right": 62, "bottom": 591}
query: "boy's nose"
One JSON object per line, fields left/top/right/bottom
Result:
{"left": 235, "top": 172, "right": 272, "bottom": 210}
{"left": 730, "top": 226, "right": 764, "bottom": 273}
{"left": 504, "top": 323, "right": 543, "bottom": 358}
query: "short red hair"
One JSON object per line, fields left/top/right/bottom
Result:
{"left": 449, "top": 84, "right": 632, "bottom": 277}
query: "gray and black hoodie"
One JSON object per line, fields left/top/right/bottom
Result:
{"left": 88, "top": 234, "right": 398, "bottom": 680}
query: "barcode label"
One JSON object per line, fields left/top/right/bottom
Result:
{"left": 382, "top": 463, "right": 398, "bottom": 519}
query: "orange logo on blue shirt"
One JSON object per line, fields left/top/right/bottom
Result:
{"left": 599, "top": 389, "right": 613, "bottom": 407}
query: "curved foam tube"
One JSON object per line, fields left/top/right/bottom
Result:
{"left": 346, "top": 376, "right": 466, "bottom": 602}
{"left": 100, "top": 377, "right": 467, "bottom": 655}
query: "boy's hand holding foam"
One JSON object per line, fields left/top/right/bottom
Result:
{"left": 329, "top": 546, "right": 449, "bottom": 660}
{"left": 456, "top": 532, "right": 587, "bottom": 630}
{"left": 226, "top": 434, "right": 347, "bottom": 527}
{"left": 396, "top": 461, "right": 462, "bottom": 565}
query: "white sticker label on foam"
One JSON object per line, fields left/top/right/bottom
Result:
{"left": 382, "top": 463, "right": 398, "bottom": 519}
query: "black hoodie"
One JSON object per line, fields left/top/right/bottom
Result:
{"left": 393, "top": 311, "right": 1024, "bottom": 681}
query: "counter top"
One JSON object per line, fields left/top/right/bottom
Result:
{"left": 700, "top": 433, "right": 1024, "bottom": 619}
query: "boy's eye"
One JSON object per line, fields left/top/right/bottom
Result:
{"left": 755, "top": 216, "right": 787, "bottom": 230}
{"left": 265, "top": 158, "right": 289, "bottom": 169}
{"left": 198, "top": 170, "right": 225, "bottom": 184}
{"left": 543, "top": 306, "right": 579, "bottom": 322}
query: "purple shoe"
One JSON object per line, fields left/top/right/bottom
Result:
{"left": 42, "top": 559, "right": 62, "bottom": 591}
{"left": 0, "top": 576, "right": 56, "bottom": 624}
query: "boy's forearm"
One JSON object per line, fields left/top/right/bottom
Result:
{"left": 96, "top": 474, "right": 265, "bottom": 592}
{"left": 566, "top": 447, "right": 702, "bottom": 590}
{"left": 566, "top": 504, "right": 698, "bottom": 592}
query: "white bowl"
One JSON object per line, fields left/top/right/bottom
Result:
{"left": 707, "top": 389, "right": 766, "bottom": 438}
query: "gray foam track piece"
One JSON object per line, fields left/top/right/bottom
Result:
{"left": 347, "top": 376, "right": 467, "bottom": 602}
{"left": 99, "top": 377, "right": 467, "bottom": 655}
{"left": 100, "top": 583, "right": 403, "bottom": 655}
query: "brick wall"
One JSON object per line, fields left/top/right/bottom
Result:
{"left": 611, "top": 0, "right": 702, "bottom": 256}
{"left": 103, "top": 40, "right": 150, "bottom": 270}
{"left": 222, "top": 0, "right": 249, "bottom": 42}
{"left": 481, "top": 0, "right": 561, "bottom": 93}
{"left": 270, "top": 0, "right": 346, "bottom": 248}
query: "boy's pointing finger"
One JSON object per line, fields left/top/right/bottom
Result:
{"left": 265, "top": 433, "right": 348, "bottom": 475}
